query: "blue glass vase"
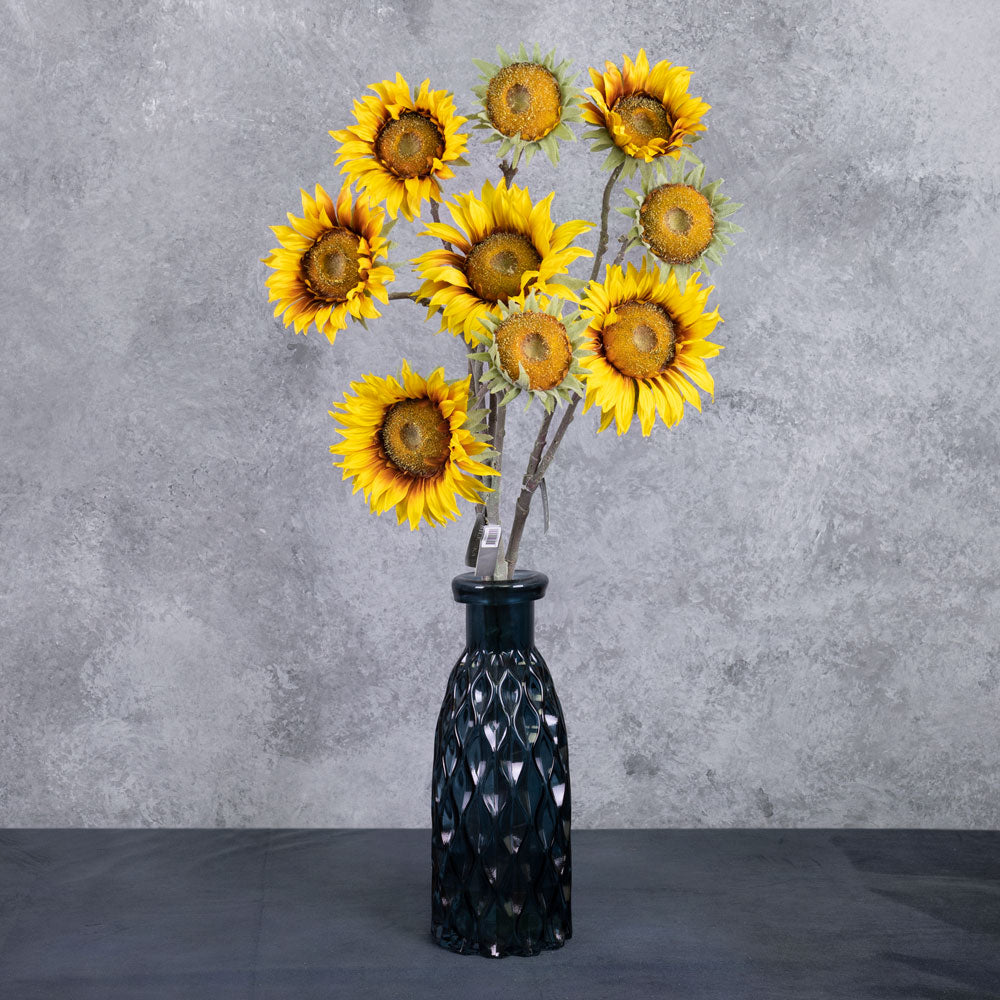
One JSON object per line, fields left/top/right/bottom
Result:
{"left": 431, "top": 570, "right": 572, "bottom": 957}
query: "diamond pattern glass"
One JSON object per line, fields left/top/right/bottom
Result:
{"left": 431, "top": 571, "right": 571, "bottom": 957}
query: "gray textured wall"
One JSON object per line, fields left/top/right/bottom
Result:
{"left": 2, "top": 0, "right": 998, "bottom": 828}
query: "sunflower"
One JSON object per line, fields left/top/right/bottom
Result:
{"left": 261, "top": 183, "right": 395, "bottom": 343}
{"left": 469, "top": 290, "right": 589, "bottom": 411}
{"left": 329, "top": 362, "right": 495, "bottom": 530}
{"left": 581, "top": 49, "right": 710, "bottom": 179}
{"left": 470, "top": 42, "right": 583, "bottom": 167}
{"left": 412, "top": 177, "right": 593, "bottom": 344}
{"left": 330, "top": 74, "right": 470, "bottom": 222}
{"left": 620, "top": 159, "right": 742, "bottom": 280}
{"left": 579, "top": 260, "right": 722, "bottom": 436}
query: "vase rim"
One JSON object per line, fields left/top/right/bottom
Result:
{"left": 452, "top": 570, "right": 548, "bottom": 606}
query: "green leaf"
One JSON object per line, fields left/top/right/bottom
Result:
{"left": 602, "top": 146, "right": 626, "bottom": 171}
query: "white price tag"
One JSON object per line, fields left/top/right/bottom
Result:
{"left": 475, "top": 524, "right": 503, "bottom": 578}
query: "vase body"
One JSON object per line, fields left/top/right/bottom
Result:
{"left": 431, "top": 570, "right": 571, "bottom": 957}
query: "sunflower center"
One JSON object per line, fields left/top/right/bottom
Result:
{"left": 375, "top": 111, "right": 445, "bottom": 179}
{"left": 522, "top": 332, "right": 550, "bottom": 361}
{"left": 301, "top": 228, "right": 362, "bottom": 301}
{"left": 381, "top": 398, "right": 452, "bottom": 479}
{"left": 485, "top": 62, "right": 562, "bottom": 141}
{"left": 397, "top": 132, "right": 422, "bottom": 158}
{"left": 465, "top": 231, "right": 542, "bottom": 303}
{"left": 612, "top": 93, "right": 673, "bottom": 148}
{"left": 506, "top": 83, "right": 532, "bottom": 114}
{"left": 631, "top": 323, "right": 657, "bottom": 352}
{"left": 665, "top": 207, "right": 692, "bottom": 235}
{"left": 495, "top": 311, "right": 572, "bottom": 391}
{"left": 640, "top": 183, "right": 715, "bottom": 264}
{"left": 602, "top": 301, "right": 676, "bottom": 379}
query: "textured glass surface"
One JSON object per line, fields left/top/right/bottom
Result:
{"left": 431, "top": 571, "right": 571, "bottom": 957}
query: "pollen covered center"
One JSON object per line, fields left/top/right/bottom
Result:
{"left": 375, "top": 111, "right": 445, "bottom": 179}
{"left": 612, "top": 93, "right": 673, "bottom": 148}
{"left": 640, "top": 183, "right": 715, "bottom": 264}
{"left": 465, "top": 231, "right": 542, "bottom": 303}
{"left": 485, "top": 62, "right": 562, "bottom": 141}
{"left": 302, "top": 228, "right": 362, "bottom": 301}
{"left": 522, "top": 332, "right": 550, "bottom": 361}
{"left": 506, "top": 84, "right": 532, "bottom": 114}
{"left": 666, "top": 207, "right": 692, "bottom": 234}
{"left": 495, "top": 311, "right": 572, "bottom": 391}
{"left": 602, "top": 300, "right": 676, "bottom": 379}
{"left": 381, "top": 398, "right": 452, "bottom": 479}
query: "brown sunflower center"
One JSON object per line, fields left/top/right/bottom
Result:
{"left": 380, "top": 398, "right": 452, "bottom": 479}
{"left": 602, "top": 301, "right": 676, "bottom": 379}
{"left": 495, "top": 311, "right": 572, "bottom": 391}
{"left": 639, "top": 183, "right": 715, "bottom": 264}
{"left": 465, "top": 231, "right": 542, "bottom": 303}
{"left": 301, "top": 228, "right": 362, "bottom": 301}
{"left": 375, "top": 111, "right": 445, "bottom": 179}
{"left": 612, "top": 92, "right": 673, "bottom": 148}
{"left": 485, "top": 62, "right": 562, "bottom": 141}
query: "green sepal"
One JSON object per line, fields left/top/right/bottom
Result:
{"left": 601, "top": 146, "right": 626, "bottom": 171}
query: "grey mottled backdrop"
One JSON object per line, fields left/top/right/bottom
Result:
{"left": 2, "top": 0, "right": 999, "bottom": 828}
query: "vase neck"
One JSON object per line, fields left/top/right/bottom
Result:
{"left": 451, "top": 570, "right": 548, "bottom": 652}
{"left": 463, "top": 602, "right": 535, "bottom": 652}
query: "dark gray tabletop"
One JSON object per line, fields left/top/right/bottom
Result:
{"left": 0, "top": 829, "right": 998, "bottom": 999}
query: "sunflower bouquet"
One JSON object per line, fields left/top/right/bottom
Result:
{"left": 263, "top": 46, "right": 742, "bottom": 579}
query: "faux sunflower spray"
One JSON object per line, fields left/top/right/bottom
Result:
{"left": 262, "top": 47, "right": 742, "bottom": 579}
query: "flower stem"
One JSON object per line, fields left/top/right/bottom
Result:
{"left": 429, "top": 201, "right": 452, "bottom": 251}
{"left": 610, "top": 234, "right": 630, "bottom": 271}
{"left": 532, "top": 396, "right": 579, "bottom": 486}
{"left": 503, "top": 167, "right": 623, "bottom": 574}
{"left": 499, "top": 158, "right": 518, "bottom": 186}
{"left": 388, "top": 291, "right": 430, "bottom": 304}
{"left": 504, "top": 397, "right": 579, "bottom": 576}
{"left": 526, "top": 408, "right": 555, "bottom": 478}
{"left": 485, "top": 396, "right": 508, "bottom": 579}
{"left": 504, "top": 407, "right": 554, "bottom": 576}
{"left": 505, "top": 396, "right": 580, "bottom": 573}
{"left": 589, "top": 163, "right": 624, "bottom": 283}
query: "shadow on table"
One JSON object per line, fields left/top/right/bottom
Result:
{"left": 259, "top": 830, "right": 436, "bottom": 958}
